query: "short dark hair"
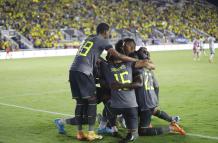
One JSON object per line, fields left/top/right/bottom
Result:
{"left": 137, "top": 47, "right": 150, "bottom": 60}
{"left": 96, "top": 23, "right": 110, "bottom": 34}
{"left": 115, "top": 38, "right": 135, "bottom": 55}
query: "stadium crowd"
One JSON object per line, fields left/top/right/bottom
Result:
{"left": 0, "top": 0, "right": 217, "bottom": 49}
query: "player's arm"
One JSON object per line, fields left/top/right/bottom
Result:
{"left": 134, "top": 59, "right": 155, "bottom": 70}
{"left": 110, "top": 74, "right": 143, "bottom": 90}
{"left": 107, "top": 48, "right": 138, "bottom": 62}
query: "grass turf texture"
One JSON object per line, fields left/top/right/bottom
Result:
{"left": 0, "top": 50, "right": 218, "bottom": 143}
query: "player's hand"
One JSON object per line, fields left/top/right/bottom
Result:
{"left": 110, "top": 81, "right": 123, "bottom": 90}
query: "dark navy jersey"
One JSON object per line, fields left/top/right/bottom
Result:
{"left": 132, "top": 67, "right": 143, "bottom": 77}
{"left": 108, "top": 62, "right": 138, "bottom": 108}
{"left": 70, "top": 35, "right": 113, "bottom": 75}
{"left": 150, "top": 70, "right": 159, "bottom": 88}
{"left": 99, "top": 60, "right": 112, "bottom": 85}
{"left": 135, "top": 68, "right": 158, "bottom": 110}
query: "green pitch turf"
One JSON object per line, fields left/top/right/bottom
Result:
{"left": 0, "top": 50, "right": 218, "bottom": 143}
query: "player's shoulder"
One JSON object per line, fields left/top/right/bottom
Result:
{"left": 95, "top": 35, "right": 110, "bottom": 43}
{"left": 86, "top": 34, "right": 97, "bottom": 41}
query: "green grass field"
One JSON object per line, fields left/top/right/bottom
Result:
{"left": 0, "top": 50, "right": 218, "bottom": 143}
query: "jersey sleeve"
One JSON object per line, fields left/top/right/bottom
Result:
{"left": 100, "top": 61, "right": 111, "bottom": 82}
{"left": 102, "top": 39, "right": 113, "bottom": 50}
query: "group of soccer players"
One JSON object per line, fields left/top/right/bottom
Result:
{"left": 54, "top": 23, "right": 186, "bottom": 143}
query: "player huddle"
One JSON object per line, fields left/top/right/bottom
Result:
{"left": 54, "top": 23, "right": 186, "bottom": 143}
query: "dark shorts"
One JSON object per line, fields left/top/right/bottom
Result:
{"left": 139, "top": 110, "right": 152, "bottom": 128}
{"left": 111, "top": 107, "right": 138, "bottom": 130}
{"left": 96, "top": 87, "right": 111, "bottom": 104}
{"left": 69, "top": 71, "right": 96, "bottom": 99}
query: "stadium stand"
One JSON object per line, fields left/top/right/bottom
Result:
{"left": 0, "top": 0, "right": 217, "bottom": 49}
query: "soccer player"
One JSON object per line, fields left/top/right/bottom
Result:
{"left": 193, "top": 38, "right": 200, "bottom": 61}
{"left": 129, "top": 48, "right": 186, "bottom": 136}
{"left": 97, "top": 39, "right": 141, "bottom": 137}
{"left": 208, "top": 35, "right": 216, "bottom": 63}
{"left": 199, "top": 36, "right": 206, "bottom": 56}
{"left": 68, "top": 23, "right": 140, "bottom": 141}
{"left": 54, "top": 57, "right": 116, "bottom": 134}
{"left": 105, "top": 38, "right": 155, "bottom": 143}
{"left": 96, "top": 57, "right": 118, "bottom": 136}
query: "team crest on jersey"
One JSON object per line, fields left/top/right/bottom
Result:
{"left": 111, "top": 65, "right": 126, "bottom": 72}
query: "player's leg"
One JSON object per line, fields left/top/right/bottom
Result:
{"left": 138, "top": 110, "right": 185, "bottom": 136}
{"left": 54, "top": 71, "right": 81, "bottom": 134}
{"left": 120, "top": 107, "right": 138, "bottom": 142}
{"left": 138, "top": 109, "right": 169, "bottom": 136}
{"left": 75, "top": 100, "right": 87, "bottom": 130}
{"left": 199, "top": 47, "right": 202, "bottom": 56}
{"left": 152, "top": 107, "right": 180, "bottom": 123}
{"left": 138, "top": 109, "right": 152, "bottom": 133}
{"left": 203, "top": 48, "right": 207, "bottom": 56}
{"left": 139, "top": 123, "right": 185, "bottom": 136}
{"left": 54, "top": 104, "right": 89, "bottom": 134}
{"left": 86, "top": 96, "right": 103, "bottom": 141}
{"left": 98, "top": 103, "right": 113, "bottom": 134}
{"left": 71, "top": 71, "right": 102, "bottom": 141}
{"left": 193, "top": 49, "right": 196, "bottom": 61}
{"left": 117, "top": 114, "right": 127, "bottom": 128}
{"left": 139, "top": 127, "right": 171, "bottom": 136}
{"left": 98, "top": 107, "right": 108, "bottom": 132}
{"left": 209, "top": 53, "right": 214, "bottom": 63}
{"left": 109, "top": 108, "right": 125, "bottom": 138}
{"left": 197, "top": 50, "right": 200, "bottom": 61}
{"left": 69, "top": 71, "right": 89, "bottom": 140}
{"left": 86, "top": 96, "right": 96, "bottom": 129}
{"left": 95, "top": 87, "right": 114, "bottom": 134}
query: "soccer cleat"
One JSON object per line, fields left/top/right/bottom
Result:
{"left": 172, "top": 116, "right": 181, "bottom": 123}
{"left": 86, "top": 131, "right": 103, "bottom": 141}
{"left": 97, "top": 127, "right": 113, "bottom": 134}
{"left": 170, "top": 122, "right": 186, "bottom": 135}
{"left": 54, "top": 119, "right": 65, "bottom": 134}
{"left": 76, "top": 131, "right": 87, "bottom": 141}
{"left": 119, "top": 132, "right": 138, "bottom": 143}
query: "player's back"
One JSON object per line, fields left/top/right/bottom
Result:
{"left": 108, "top": 62, "right": 138, "bottom": 108}
{"left": 135, "top": 68, "right": 158, "bottom": 110}
{"left": 70, "top": 35, "right": 112, "bottom": 76}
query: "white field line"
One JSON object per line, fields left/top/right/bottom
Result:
{"left": 0, "top": 102, "right": 72, "bottom": 117}
{"left": 186, "top": 133, "right": 218, "bottom": 140}
{"left": 0, "top": 89, "right": 69, "bottom": 99}
{"left": 0, "top": 102, "right": 218, "bottom": 141}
